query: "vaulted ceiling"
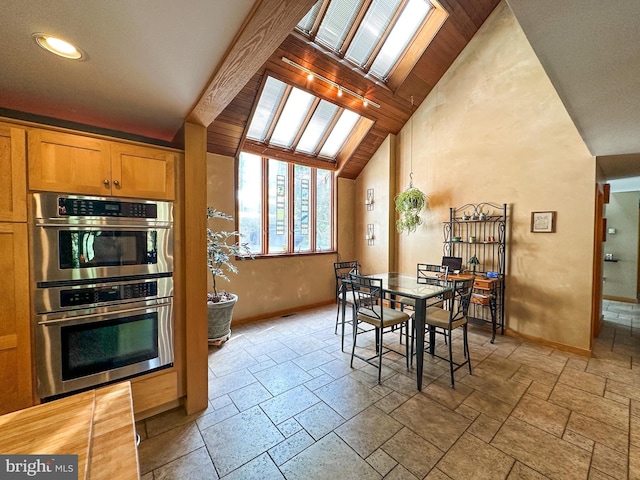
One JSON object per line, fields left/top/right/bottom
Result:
{"left": 207, "top": 0, "right": 501, "bottom": 179}
{"left": 4, "top": 1, "right": 638, "bottom": 183}
{"left": 1, "top": 0, "right": 500, "bottom": 181}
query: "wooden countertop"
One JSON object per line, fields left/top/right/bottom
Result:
{"left": 0, "top": 382, "right": 139, "bottom": 480}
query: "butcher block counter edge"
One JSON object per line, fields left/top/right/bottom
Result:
{"left": 0, "top": 381, "right": 139, "bottom": 480}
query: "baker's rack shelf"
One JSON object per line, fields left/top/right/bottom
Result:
{"left": 444, "top": 202, "right": 508, "bottom": 341}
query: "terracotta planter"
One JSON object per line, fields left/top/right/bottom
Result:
{"left": 207, "top": 294, "right": 238, "bottom": 343}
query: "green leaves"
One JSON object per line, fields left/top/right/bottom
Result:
{"left": 395, "top": 187, "right": 428, "bottom": 234}
{"left": 207, "top": 207, "right": 253, "bottom": 298}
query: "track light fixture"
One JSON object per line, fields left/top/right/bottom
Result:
{"left": 281, "top": 57, "right": 381, "bottom": 109}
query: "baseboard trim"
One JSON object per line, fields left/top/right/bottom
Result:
{"left": 603, "top": 295, "right": 638, "bottom": 304}
{"left": 504, "top": 328, "right": 591, "bottom": 357}
{"left": 233, "top": 300, "right": 335, "bottom": 325}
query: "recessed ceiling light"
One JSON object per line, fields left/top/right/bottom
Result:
{"left": 33, "top": 33, "right": 84, "bottom": 60}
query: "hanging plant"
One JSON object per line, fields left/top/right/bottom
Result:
{"left": 395, "top": 183, "right": 428, "bottom": 235}
{"left": 396, "top": 97, "right": 428, "bottom": 234}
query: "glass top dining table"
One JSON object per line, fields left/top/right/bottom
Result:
{"left": 371, "top": 273, "right": 453, "bottom": 390}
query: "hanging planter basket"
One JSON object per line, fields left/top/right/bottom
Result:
{"left": 395, "top": 186, "right": 428, "bottom": 234}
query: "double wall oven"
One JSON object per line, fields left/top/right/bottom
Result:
{"left": 31, "top": 193, "right": 174, "bottom": 400}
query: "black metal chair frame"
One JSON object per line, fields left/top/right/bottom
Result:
{"left": 333, "top": 260, "right": 360, "bottom": 351}
{"left": 400, "top": 264, "right": 450, "bottom": 358}
{"left": 424, "top": 276, "right": 475, "bottom": 388}
{"left": 349, "top": 273, "right": 411, "bottom": 384}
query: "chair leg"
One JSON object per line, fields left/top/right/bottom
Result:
{"left": 377, "top": 326, "right": 383, "bottom": 384}
{"left": 334, "top": 300, "right": 340, "bottom": 334}
{"left": 404, "top": 321, "right": 410, "bottom": 371}
{"left": 340, "top": 301, "right": 346, "bottom": 352}
{"left": 350, "top": 317, "right": 358, "bottom": 368}
{"left": 464, "top": 324, "right": 472, "bottom": 375}
{"left": 448, "top": 328, "right": 455, "bottom": 388}
{"left": 409, "top": 319, "right": 415, "bottom": 368}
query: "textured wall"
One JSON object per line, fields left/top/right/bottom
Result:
{"left": 603, "top": 192, "right": 639, "bottom": 301}
{"left": 387, "top": 2, "right": 596, "bottom": 350}
{"left": 355, "top": 134, "right": 395, "bottom": 275}
{"left": 206, "top": 153, "right": 338, "bottom": 321}
{"left": 337, "top": 177, "right": 356, "bottom": 263}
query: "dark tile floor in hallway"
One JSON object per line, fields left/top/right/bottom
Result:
{"left": 137, "top": 300, "right": 639, "bottom": 479}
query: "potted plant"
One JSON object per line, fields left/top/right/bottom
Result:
{"left": 395, "top": 186, "right": 428, "bottom": 234}
{"left": 206, "top": 207, "right": 253, "bottom": 345}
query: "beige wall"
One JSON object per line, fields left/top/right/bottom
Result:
{"left": 337, "top": 177, "right": 356, "bottom": 263}
{"left": 206, "top": 153, "right": 344, "bottom": 322}
{"left": 355, "top": 134, "right": 396, "bottom": 274}
{"left": 603, "top": 191, "right": 639, "bottom": 301}
{"left": 358, "top": 2, "right": 596, "bottom": 350}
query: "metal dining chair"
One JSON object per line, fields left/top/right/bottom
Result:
{"left": 423, "top": 276, "right": 475, "bottom": 388}
{"left": 349, "top": 273, "right": 412, "bottom": 384}
{"left": 333, "top": 260, "right": 360, "bottom": 351}
{"left": 399, "top": 264, "right": 450, "bottom": 360}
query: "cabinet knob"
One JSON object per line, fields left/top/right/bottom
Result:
{"left": 103, "top": 179, "right": 110, "bottom": 186}
{"left": 113, "top": 180, "right": 120, "bottom": 187}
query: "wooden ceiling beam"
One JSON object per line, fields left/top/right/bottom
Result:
{"left": 187, "top": 0, "right": 317, "bottom": 127}
{"left": 243, "top": 139, "right": 338, "bottom": 171}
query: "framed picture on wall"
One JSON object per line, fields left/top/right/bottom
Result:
{"left": 531, "top": 211, "right": 556, "bottom": 233}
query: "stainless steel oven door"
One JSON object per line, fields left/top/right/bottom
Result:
{"left": 35, "top": 300, "right": 173, "bottom": 399}
{"left": 32, "top": 223, "right": 173, "bottom": 284}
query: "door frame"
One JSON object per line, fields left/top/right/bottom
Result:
{"left": 590, "top": 182, "right": 608, "bottom": 345}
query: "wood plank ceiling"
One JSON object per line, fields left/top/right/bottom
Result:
{"left": 206, "top": 0, "right": 500, "bottom": 180}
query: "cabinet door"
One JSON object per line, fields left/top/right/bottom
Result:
{"left": 28, "top": 129, "right": 112, "bottom": 195}
{"left": 0, "top": 224, "right": 32, "bottom": 414}
{"left": 0, "top": 124, "right": 27, "bottom": 222}
{"left": 111, "top": 143, "right": 175, "bottom": 200}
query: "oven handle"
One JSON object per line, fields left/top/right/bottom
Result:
{"left": 37, "top": 302, "right": 172, "bottom": 326}
{"left": 34, "top": 222, "right": 172, "bottom": 229}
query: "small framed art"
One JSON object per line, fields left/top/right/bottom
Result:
{"left": 531, "top": 211, "right": 556, "bottom": 233}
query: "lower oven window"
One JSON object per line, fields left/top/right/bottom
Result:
{"left": 61, "top": 312, "right": 158, "bottom": 380}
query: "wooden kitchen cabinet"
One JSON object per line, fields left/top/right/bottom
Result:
{"left": 28, "top": 129, "right": 175, "bottom": 200}
{"left": 28, "top": 129, "right": 112, "bottom": 196}
{"left": 0, "top": 223, "right": 32, "bottom": 415}
{"left": 0, "top": 123, "right": 27, "bottom": 222}
{"left": 111, "top": 143, "right": 175, "bottom": 200}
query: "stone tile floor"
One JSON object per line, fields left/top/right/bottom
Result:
{"left": 137, "top": 299, "right": 639, "bottom": 479}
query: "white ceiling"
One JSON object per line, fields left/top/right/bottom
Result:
{"left": 0, "top": 0, "right": 256, "bottom": 142}
{"left": 507, "top": 0, "right": 640, "bottom": 181}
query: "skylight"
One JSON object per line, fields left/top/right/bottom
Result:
{"left": 246, "top": 76, "right": 371, "bottom": 162}
{"left": 296, "top": 0, "right": 435, "bottom": 81}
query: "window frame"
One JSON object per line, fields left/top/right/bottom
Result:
{"left": 236, "top": 153, "right": 336, "bottom": 258}
{"left": 295, "top": 0, "right": 449, "bottom": 90}
{"left": 241, "top": 71, "right": 375, "bottom": 172}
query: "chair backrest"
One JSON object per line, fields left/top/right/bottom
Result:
{"left": 417, "top": 263, "right": 449, "bottom": 286}
{"left": 451, "top": 277, "right": 475, "bottom": 319}
{"left": 349, "top": 274, "right": 383, "bottom": 321}
{"left": 334, "top": 260, "right": 360, "bottom": 297}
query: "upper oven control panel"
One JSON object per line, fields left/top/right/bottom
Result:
{"left": 58, "top": 197, "right": 158, "bottom": 218}
{"left": 31, "top": 192, "right": 173, "bottom": 224}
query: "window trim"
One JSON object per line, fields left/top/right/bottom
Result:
{"left": 236, "top": 153, "right": 336, "bottom": 258}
